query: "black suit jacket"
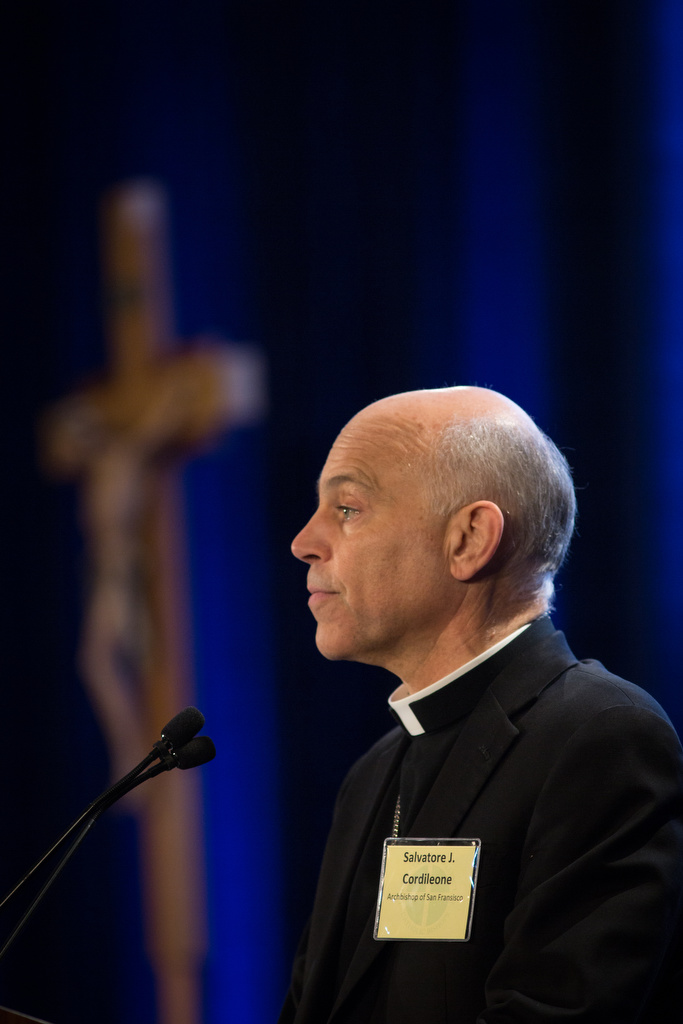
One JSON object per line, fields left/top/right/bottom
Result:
{"left": 280, "top": 624, "right": 683, "bottom": 1023}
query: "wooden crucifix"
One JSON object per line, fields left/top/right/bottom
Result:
{"left": 40, "top": 180, "right": 265, "bottom": 1024}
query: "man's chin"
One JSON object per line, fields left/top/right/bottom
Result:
{"left": 315, "top": 629, "right": 380, "bottom": 666}
{"left": 315, "top": 639, "right": 348, "bottom": 662}
{"left": 315, "top": 627, "right": 357, "bottom": 663}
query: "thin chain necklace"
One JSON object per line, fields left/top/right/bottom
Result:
{"left": 392, "top": 795, "right": 401, "bottom": 838}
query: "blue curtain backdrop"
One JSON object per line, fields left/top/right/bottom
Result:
{"left": 1, "top": 3, "right": 681, "bottom": 1022}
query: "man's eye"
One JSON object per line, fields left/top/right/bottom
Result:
{"left": 338, "top": 506, "right": 359, "bottom": 521}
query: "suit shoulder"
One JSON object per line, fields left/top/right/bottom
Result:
{"left": 522, "top": 657, "right": 683, "bottom": 762}
{"left": 558, "top": 658, "right": 676, "bottom": 724}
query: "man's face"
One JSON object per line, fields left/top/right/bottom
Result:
{"left": 291, "top": 412, "right": 457, "bottom": 680}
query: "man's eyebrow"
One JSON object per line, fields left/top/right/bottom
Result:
{"left": 316, "top": 473, "right": 375, "bottom": 496}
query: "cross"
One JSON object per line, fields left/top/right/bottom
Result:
{"left": 40, "top": 180, "right": 265, "bottom": 1024}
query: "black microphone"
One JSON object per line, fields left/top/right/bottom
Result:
{"left": 152, "top": 706, "right": 206, "bottom": 771}
{"left": 176, "top": 735, "right": 216, "bottom": 770}
{"left": 80, "top": 706, "right": 209, "bottom": 815}
{"left": 161, "top": 706, "right": 206, "bottom": 747}
{"left": 97, "top": 733, "right": 217, "bottom": 813}
{"left": 0, "top": 708, "right": 215, "bottom": 961}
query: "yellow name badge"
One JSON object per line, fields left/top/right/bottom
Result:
{"left": 374, "top": 838, "right": 480, "bottom": 942}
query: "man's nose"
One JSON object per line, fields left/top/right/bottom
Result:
{"left": 291, "top": 514, "right": 325, "bottom": 563}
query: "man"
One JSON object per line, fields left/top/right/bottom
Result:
{"left": 280, "top": 386, "right": 683, "bottom": 1023}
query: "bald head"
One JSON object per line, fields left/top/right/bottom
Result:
{"left": 345, "top": 385, "right": 537, "bottom": 444}
{"left": 340, "top": 386, "right": 576, "bottom": 607}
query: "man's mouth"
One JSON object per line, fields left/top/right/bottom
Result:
{"left": 307, "top": 585, "right": 338, "bottom": 609}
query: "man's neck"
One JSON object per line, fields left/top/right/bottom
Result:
{"left": 389, "top": 620, "right": 536, "bottom": 735}
{"left": 397, "top": 604, "right": 546, "bottom": 694}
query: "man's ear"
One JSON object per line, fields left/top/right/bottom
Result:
{"left": 446, "top": 501, "right": 505, "bottom": 581}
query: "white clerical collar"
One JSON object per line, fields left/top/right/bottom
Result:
{"left": 388, "top": 622, "right": 532, "bottom": 736}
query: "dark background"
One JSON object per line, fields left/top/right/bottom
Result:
{"left": 1, "top": 2, "right": 681, "bottom": 1022}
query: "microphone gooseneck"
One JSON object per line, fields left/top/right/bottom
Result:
{"left": 0, "top": 707, "right": 216, "bottom": 962}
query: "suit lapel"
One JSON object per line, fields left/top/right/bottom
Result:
{"left": 299, "top": 730, "right": 407, "bottom": 1020}
{"left": 411, "top": 629, "right": 577, "bottom": 838}
{"left": 329, "top": 689, "right": 518, "bottom": 1019}
{"left": 330, "top": 629, "right": 577, "bottom": 1020}
{"left": 410, "top": 688, "right": 519, "bottom": 837}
